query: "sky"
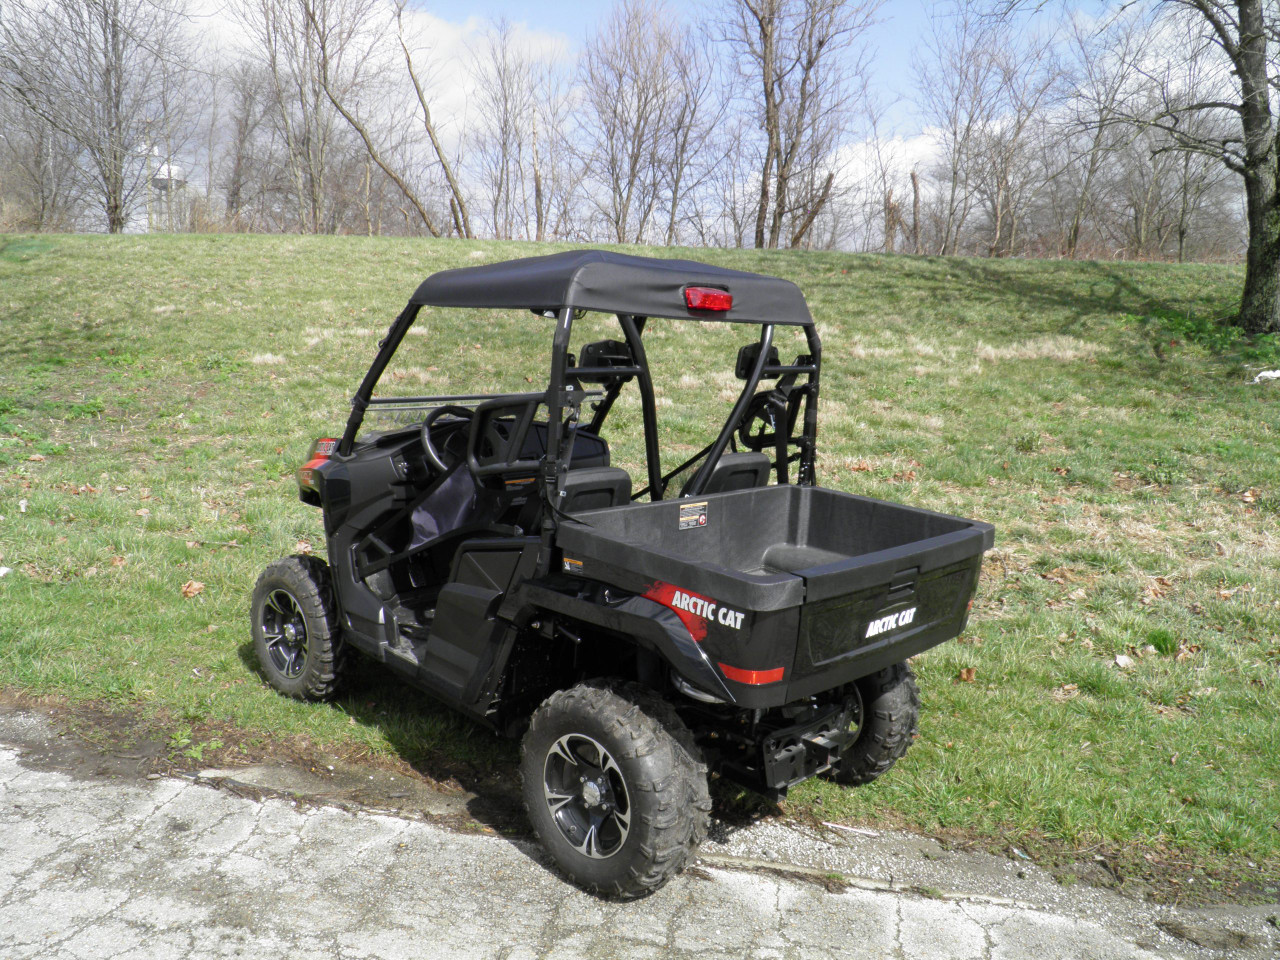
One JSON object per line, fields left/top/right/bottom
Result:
{"left": 418, "top": 0, "right": 934, "bottom": 133}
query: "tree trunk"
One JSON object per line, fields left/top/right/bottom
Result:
{"left": 910, "top": 170, "right": 921, "bottom": 254}
{"left": 1233, "top": 0, "right": 1280, "bottom": 334}
{"left": 1239, "top": 171, "right": 1280, "bottom": 334}
{"left": 883, "top": 187, "right": 896, "bottom": 253}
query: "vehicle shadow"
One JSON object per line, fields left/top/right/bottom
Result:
{"left": 235, "top": 639, "right": 790, "bottom": 861}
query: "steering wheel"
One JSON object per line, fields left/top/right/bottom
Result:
{"left": 420, "top": 405, "right": 475, "bottom": 473}
{"left": 737, "top": 390, "right": 791, "bottom": 452}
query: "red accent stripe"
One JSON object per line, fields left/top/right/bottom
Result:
{"left": 717, "top": 662, "right": 785, "bottom": 685}
{"left": 642, "top": 581, "right": 711, "bottom": 642}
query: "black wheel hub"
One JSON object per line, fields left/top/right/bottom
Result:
{"left": 542, "top": 733, "right": 631, "bottom": 860}
{"left": 260, "top": 589, "right": 308, "bottom": 679}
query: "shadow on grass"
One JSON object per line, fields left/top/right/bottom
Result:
{"left": 830, "top": 255, "right": 1234, "bottom": 337}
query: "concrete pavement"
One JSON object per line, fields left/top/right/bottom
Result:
{"left": 1, "top": 710, "right": 1275, "bottom": 960}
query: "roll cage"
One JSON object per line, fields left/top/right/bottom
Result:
{"left": 336, "top": 250, "right": 824, "bottom": 575}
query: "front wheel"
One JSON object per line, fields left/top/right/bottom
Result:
{"left": 250, "top": 555, "right": 345, "bottom": 701}
{"left": 521, "top": 681, "right": 710, "bottom": 899}
{"left": 824, "top": 661, "right": 920, "bottom": 787}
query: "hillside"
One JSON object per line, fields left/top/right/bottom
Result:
{"left": 1, "top": 234, "right": 1276, "bottom": 899}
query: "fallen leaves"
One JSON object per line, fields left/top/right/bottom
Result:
{"left": 1114, "top": 654, "right": 1135, "bottom": 670}
{"left": 109, "top": 555, "right": 127, "bottom": 567}
{"left": 1051, "top": 683, "right": 1080, "bottom": 702}
{"left": 135, "top": 508, "right": 150, "bottom": 517}
{"left": 1140, "top": 576, "right": 1174, "bottom": 605}
{"left": 296, "top": 540, "right": 313, "bottom": 555}
{"left": 1051, "top": 465, "right": 1071, "bottom": 476}
{"left": 892, "top": 469, "right": 917, "bottom": 483}
{"left": 27, "top": 454, "right": 45, "bottom": 462}
{"left": 180, "top": 580, "right": 205, "bottom": 599}
{"left": 957, "top": 667, "right": 977, "bottom": 683}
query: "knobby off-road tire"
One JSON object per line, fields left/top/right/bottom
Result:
{"left": 250, "top": 555, "right": 346, "bottom": 701}
{"left": 826, "top": 661, "right": 920, "bottom": 787}
{"left": 521, "top": 681, "right": 711, "bottom": 899}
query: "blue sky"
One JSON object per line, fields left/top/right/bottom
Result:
{"left": 420, "top": 0, "right": 933, "bottom": 132}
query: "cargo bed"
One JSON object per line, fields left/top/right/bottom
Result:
{"left": 560, "top": 485, "right": 994, "bottom": 700}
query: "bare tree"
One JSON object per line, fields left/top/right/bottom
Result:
{"left": 660, "top": 30, "right": 727, "bottom": 244}
{"left": 471, "top": 19, "right": 539, "bottom": 239}
{"left": 304, "top": 0, "right": 447, "bottom": 236}
{"left": 578, "top": 0, "right": 680, "bottom": 244}
{"left": 0, "top": 0, "right": 194, "bottom": 232}
{"left": 971, "top": 25, "right": 1059, "bottom": 256}
{"left": 392, "top": 0, "right": 472, "bottom": 237}
{"left": 1007, "top": 0, "right": 1277, "bottom": 331}
{"left": 0, "top": 95, "right": 85, "bottom": 230}
{"left": 720, "top": 0, "right": 881, "bottom": 249}
{"left": 914, "top": 2, "right": 1005, "bottom": 255}
{"left": 1055, "top": 9, "right": 1147, "bottom": 258}
{"left": 233, "top": 0, "right": 337, "bottom": 232}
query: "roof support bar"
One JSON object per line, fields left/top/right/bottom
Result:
{"left": 617, "top": 314, "right": 664, "bottom": 501}
{"left": 338, "top": 304, "right": 421, "bottom": 456}
{"left": 536, "top": 306, "right": 577, "bottom": 575}
{"left": 682, "top": 323, "right": 776, "bottom": 498}
{"left": 799, "top": 323, "right": 822, "bottom": 485}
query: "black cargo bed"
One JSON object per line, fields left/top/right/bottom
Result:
{"left": 561, "top": 485, "right": 994, "bottom": 611}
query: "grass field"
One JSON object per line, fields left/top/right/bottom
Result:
{"left": 2, "top": 234, "right": 1278, "bottom": 900}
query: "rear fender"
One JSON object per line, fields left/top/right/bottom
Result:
{"left": 516, "top": 581, "right": 733, "bottom": 702}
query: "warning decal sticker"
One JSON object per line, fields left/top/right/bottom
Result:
{"left": 679, "top": 501, "right": 708, "bottom": 530}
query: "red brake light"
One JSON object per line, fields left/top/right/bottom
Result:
{"left": 685, "top": 287, "right": 732, "bottom": 311}
{"left": 717, "top": 662, "right": 785, "bottom": 685}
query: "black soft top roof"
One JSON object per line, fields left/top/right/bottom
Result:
{"left": 409, "top": 249, "right": 813, "bottom": 325}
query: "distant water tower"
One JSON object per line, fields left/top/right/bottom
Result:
{"left": 147, "top": 146, "right": 187, "bottom": 231}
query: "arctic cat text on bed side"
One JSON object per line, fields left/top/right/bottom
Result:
{"left": 249, "top": 250, "right": 994, "bottom": 899}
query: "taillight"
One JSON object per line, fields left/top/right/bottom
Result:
{"left": 298, "top": 437, "right": 337, "bottom": 488}
{"left": 685, "top": 286, "right": 732, "bottom": 311}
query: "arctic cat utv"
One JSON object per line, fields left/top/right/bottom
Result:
{"left": 250, "top": 249, "right": 994, "bottom": 898}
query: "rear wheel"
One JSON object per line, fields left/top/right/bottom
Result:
{"left": 825, "top": 661, "right": 919, "bottom": 786}
{"left": 521, "top": 681, "right": 710, "bottom": 899}
{"left": 250, "top": 555, "right": 345, "bottom": 701}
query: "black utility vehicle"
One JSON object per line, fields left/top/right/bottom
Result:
{"left": 251, "top": 250, "right": 994, "bottom": 898}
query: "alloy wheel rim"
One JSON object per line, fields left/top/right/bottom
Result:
{"left": 261, "top": 589, "right": 308, "bottom": 679}
{"left": 542, "top": 733, "right": 631, "bottom": 860}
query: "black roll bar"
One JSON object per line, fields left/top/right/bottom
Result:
{"left": 683, "top": 323, "right": 776, "bottom": 498}
{"left": 338, "top": 304, "right": 421, "bottom": 455}
{"left": 617, "top": 314, "right": 664, "bottom": 500}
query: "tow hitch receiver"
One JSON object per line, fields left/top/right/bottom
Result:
{"left": 759, "top": 704, "right": 858, "bottom": 792}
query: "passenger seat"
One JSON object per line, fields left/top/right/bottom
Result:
{"left": 684, "top": 451, "right": 771, "bottom": 496}
{"left": 560, "top": 466, "right": 633, "bottom": 512}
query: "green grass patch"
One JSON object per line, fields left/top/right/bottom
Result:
{"left": 0, "top": 235, "right": 1277, "bottom": 892}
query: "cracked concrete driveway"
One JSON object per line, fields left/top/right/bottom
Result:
{"left": 1, "top": 710, "right": 1275, "bottom": 960}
